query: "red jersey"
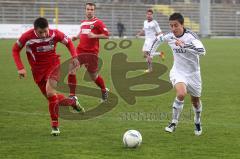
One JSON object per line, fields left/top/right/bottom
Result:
{"left": 76, "top": 17, "right": 109, "bottom": 54}
{"left": 12, "top": 28, "right": 76, "bottom": 82}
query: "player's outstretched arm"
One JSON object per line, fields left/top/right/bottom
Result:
{"left": 149, "top": 33, "right": 165, "bottom": 54}
{"left": 12, "top": 42, "right": 26, "bottom": 79}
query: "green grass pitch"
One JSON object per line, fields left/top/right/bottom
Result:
{"left": 0, "top": 38, "right": 239, "bottom": 159}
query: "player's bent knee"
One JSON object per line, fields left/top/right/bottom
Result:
{"left": 89, "top": 72, "right": 98, "bottom": 81}
{"left": 46, "top": 79, "right": 57, "bottom": 97}
{"left": 177, "top": 92, "right": 187, "bottom": 101}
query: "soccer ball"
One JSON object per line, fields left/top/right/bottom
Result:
{"left": 123, "top": 130, "right": 142, "bottom": 148}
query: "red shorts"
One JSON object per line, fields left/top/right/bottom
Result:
{"left": 37, "top": 79, "right": 47, "bottom": 96}
{"left": 32, "top": 59, "right": 60, "bottom": 96}
{"left": 35, "top": 65, "right": 61, "bottom": 97}
{"left": 32, "top": 60, "right": 60, "bottom": 83}
{"left": 77, "top": 53, "right": 99, "bottom": 73}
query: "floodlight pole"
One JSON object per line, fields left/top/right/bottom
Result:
{"left": 200, "top": 0, "right": 211, "bottom": 37}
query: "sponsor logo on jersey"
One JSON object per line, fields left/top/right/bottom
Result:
{"left": 81, "top": 29, "right": 91, "bottom": 34}
{"left": 36, "top": 45, "right": 54, "bottom": 52}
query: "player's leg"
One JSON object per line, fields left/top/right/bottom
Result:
{"left": 188, "top": 73, "right": 203, "bottom": 135}
{"left": 165, "top": 82, "right": 187, "bottom": 133}
{"left": 39, "top": 79, "right": 60, "bottom": 136}
{"left": 191, "top": 96, "right": 202, "bottom": 136}
{"left": 145, "top": 51, "right": 153, "bottom": 73}
{"left": 86, "top": 54, "right": 108, "bottom": 102}
{"left": 142, "top": 40, "right": 152, "bottom": 72}
{"left": 68, "top": 61, "right": 78, "bottom": 97}
{"left": 46, "top": 78, "right": 85, "bottom": 112}
{"left": 88, "top": 71, "right": 108, "bottom": 102}
{"left": 45, "top": 78, "right": 85, "bottom": 135}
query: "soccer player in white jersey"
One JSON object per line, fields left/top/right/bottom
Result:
{"left": 150, "top": 13, "right": 206, "bottom": 136}
{"left": 136, "top": 9, "right": 165, "bottom": 73}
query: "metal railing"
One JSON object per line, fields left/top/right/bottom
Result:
{"left": 0, "top": 0, "right": 240, "bottom": 36}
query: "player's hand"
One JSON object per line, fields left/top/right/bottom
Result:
{"left": 175, "top": 39, "right": 185, "bottom": 47}
{"left": 71, "top": 57, "right": 80, "bottom": 68}
{"left": 88, "top": 32, "right": 97, "bottom": 38}
{"left": 72, "top": 36, "right": 78, "bottom": 41}
{"left": 18, "top": 69, "right": 26, "bottom": 79}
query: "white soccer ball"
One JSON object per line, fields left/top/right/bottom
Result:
{"left": 123, "top": 130, "right": 142, "bottom": 148}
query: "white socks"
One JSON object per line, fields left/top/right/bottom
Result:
{"left": 150, "top": 52, "right": 161, "bottom": 57}
{"left": 192, "top": 101, "right": 202, "bottom": 124}
{"left": 172, "top": 97, "right": 184, "bottom": 124}
{"left": 146, "top": 56, "right": 152, "bottom": 71}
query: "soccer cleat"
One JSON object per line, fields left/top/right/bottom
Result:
{"left": 70, "top": 96, "right": 85, "bottom": 113}
{"left": 194, "top": 123, "right": 202, "bottom": 136}
{"left": 144, "top": 69, "right": 152, "bottom": 73}
{"left": 101, "top": 88, "right": 109, "bottom": 103}
{"left": 51, "top": 126, "right": 60, "bottom": 136}
{"left": 165, "top": 123, "right": 176, "bottom": 133}
{"left": 159, "top": 51, "right": 165, "bottom": 61}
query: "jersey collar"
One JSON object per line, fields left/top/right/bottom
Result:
{"left": 176, "top": 28, "right": 186, "bottom": 38}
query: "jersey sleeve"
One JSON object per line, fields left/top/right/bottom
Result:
{"left": 55, "top": 29, "right": 69, "bottom": 44}
{"left": 12, "top": 33, "right": 29, "bottom": 70}
{"left": 154, "top": 20, "right": 161, "bottom": 33}
{"left": 16, "top": 33, "right": 28, "bottom": 48}
{"left": 183, "top": 39, "right": 206, "bottom": 56}
{"left": 97, "top": 20, "right": 109, "bottom": 36}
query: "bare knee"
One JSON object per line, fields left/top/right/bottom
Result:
{"left": 176, "top": 92, "right": 186, "bottom": 101}
{"left": 89, "top": 72, "right": 98, "bottom": 81}
{"left": 46, "top": 79, "right": 57, "bottom": 98}
{"left": 175, "top": 83, "right": 187, "bottom": 101}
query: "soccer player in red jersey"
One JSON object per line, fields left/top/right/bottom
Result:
{"left": 12, "top": 17, "right": 85, "bottom": 136}
{"left": 69, "top": 2, "right": 109, "bottom": 102}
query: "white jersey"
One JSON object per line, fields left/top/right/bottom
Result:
{"left": 143, "top": 20, "right": 161, "bottom": 40}
{"left": 150, "top": 28, "right": 205, "bottom": 97}
{"left": 163, "top": 29, "right": 206, "bottom": 76}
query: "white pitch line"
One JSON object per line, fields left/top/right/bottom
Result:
{"left": 0, "top": 110, "right": 49, "bottom": 117}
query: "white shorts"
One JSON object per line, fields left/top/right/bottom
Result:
{"left": 169, "top": 69, "right": 202, "bottom": 97}
{"left": 142, "top": 38, "right": 155, "bottom": 52}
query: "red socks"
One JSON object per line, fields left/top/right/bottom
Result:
{"left": 68, "top": 74, "right": 77, "bottom": 96}
{"left": 95, "top": 75, "right": 106, "bottom": 92}
{"left": 47, "top": 95, "right": 59, "bottom": 127}
{"left": 48, "top": 94, "right": 76, "bottom": 127}
{"left": 68, "top": 74, "right": 106, "bottom": 93}
{"left": 57, "top": 94, "right": 75, "bottom": 106}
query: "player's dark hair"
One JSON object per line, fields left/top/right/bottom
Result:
{"left": 86, "top": 2, "right": 96, "bottom": 9}
{"left": 34, "top": 17, "right": 49, "bottom": 29}
{"left": 169, "top": 13, "right": 184, "bottom": 25}
{"left": 147, "top": 9, "right": 153, "bottom": 14}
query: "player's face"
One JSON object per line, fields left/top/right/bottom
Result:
{"left": 35, "top": 27, "right": 49, "bottom": 38}
{"left": 146, "top": 12, "right": 153, "bottom": 21}
{"left": 86, "top": 5, "right": 95, "bottom": 19}
{"left": 169, "top": 20, "right": 184, "bottom": 37}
